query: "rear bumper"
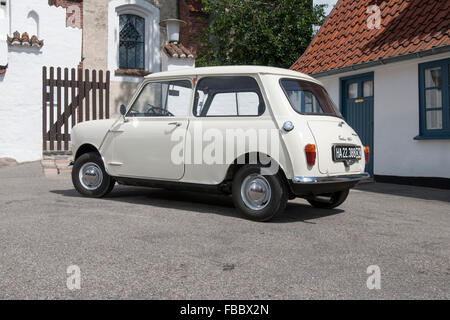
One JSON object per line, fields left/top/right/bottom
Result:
{"left": 289, "top": 173, "right": 370, "bottom": 196}
{"left": 292, "top": 173, "right": 370, "bottom": 184}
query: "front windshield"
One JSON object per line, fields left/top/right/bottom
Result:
{"left": 280, "top": 79, "right": 342, "bottom": 117}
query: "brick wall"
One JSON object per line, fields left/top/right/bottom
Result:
{"left": 179, "top": 0, "right": 208, "bottom": 56}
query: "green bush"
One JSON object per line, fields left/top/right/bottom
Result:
{"left": 197, "top": 0, "right": 326, "bottom": 68}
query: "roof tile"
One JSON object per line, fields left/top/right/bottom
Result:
{"left": 291, "top": 0, "right": 450, "bottom": 75}
{"left": 163, "top": 43, "right": 195, "bottom": 59}
{"left": 6, "top": 31, "right": 44, "bottom": 48}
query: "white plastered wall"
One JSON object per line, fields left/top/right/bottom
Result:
{"left": 161, "top": 52, "right": 195, "bottom": 71}
{"left": 0, "top": 0, "right": 82, "bottom": 162}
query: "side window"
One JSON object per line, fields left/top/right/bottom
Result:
{"left": 128, "top": 80, "right": 192, "bottom": 117}
{"left": 166, "top": 81, "right": 194, "bottom": 116}
{"left": 194, "top": 76, "right": 265, "bottom": 117}
{"left": 208, "top": 93, "right": 238, "bottom": 116}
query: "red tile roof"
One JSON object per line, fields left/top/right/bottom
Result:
{"left": 291, "top": 0, "right": 450, "bottom": 75}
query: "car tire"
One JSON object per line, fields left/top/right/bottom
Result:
{"left": 72, "top": 152, "right": 115, "bottom": 198}
{"left": 232, "top": 165, "right": 288, "bottom": 222}
{"left": 307, "top": 189, "right": 349, "bottom": 209}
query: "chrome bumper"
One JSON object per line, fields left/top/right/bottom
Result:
{"left": 292, "top": 173, "right": 370, "bottom": 184}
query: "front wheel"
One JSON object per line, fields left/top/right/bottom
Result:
{"left": 307, "top": 189, "right": 349, "bottom": 209}
{"left": 232, "top": 165, "right": 288, "bottom": 222}
{"left": 72, "top": 152, "right": 115, "bottom": 198}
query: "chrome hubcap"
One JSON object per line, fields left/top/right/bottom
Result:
{"left": 79, "top": 162, "right": 103, "bottom": 190}
{"left": 241, "top": 174, "right": 271, "bottom": 211}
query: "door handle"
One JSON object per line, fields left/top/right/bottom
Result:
{"left": 168, "top": 122, "right": 182, "bottom": 127}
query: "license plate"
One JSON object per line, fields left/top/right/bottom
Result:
{"left": 333, "top": 145, "right": 362, "bottom": 162}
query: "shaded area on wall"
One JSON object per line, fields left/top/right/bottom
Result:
{"left": 112, "top": 79, "right": 140, "bottom": 117}
{"left": 374, "top": 175, "right": 450, "bottom": 191}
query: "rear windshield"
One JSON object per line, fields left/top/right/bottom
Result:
{"left": 280, "top": 79, "right": 342, "bottom": 117}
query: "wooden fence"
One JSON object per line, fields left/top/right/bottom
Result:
{"left": 42, "top": 66, "right": 110, "bottom": 153}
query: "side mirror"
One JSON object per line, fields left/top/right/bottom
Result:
{"left": 120, "top": 104, "right": 127, "bottom": 116}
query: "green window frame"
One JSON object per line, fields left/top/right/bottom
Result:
{"left": 417, "top": 58, "right": 450, "bottom": 139}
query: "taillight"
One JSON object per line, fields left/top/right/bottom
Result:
{"left": 305, "top": 144, "right": 316, "bottom": 167}
{"left": 364, "top": 146, "right": 370, "bottom": 164}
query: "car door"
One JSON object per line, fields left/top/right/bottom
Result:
{"left": 105, "top": 79, "right": 193, "bottom": 180}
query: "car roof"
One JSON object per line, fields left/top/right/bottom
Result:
{"left": 145, "top": 65, "right": 319, "bottom": 83}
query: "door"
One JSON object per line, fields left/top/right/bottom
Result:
{"left": 105, "top": 79, "right": 193, "bottom": 180}
{"left": 341, "top": 73, "right": 374, "bottom": 176}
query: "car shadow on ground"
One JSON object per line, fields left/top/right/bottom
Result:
{"left": 50, "top": 186, "right": 344, "bottom": 224}
{"left": 355, "top": 182, "right": 450, "bottom": 203}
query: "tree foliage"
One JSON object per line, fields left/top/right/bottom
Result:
{"left": 197, "top": 0, "right": 326, "bottom": 68}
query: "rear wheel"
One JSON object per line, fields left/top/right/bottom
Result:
{"left": 307, "top": 189, "right": 349, "bottom": 209}
{"left": 72, "top": 152, "right": 115, "bottom": 198}
{"left": 232, "top": 165, "right": 287, "bottom": 222}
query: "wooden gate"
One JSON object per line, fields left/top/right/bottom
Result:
{"left": 42, "top": 66, "right": 110, "bottom": 153}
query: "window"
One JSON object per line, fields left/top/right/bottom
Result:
{"left": 127, "top": 80, "right": 192, "bottom": 117}
{"left": 363, "top": 80, "right": 373, "bottom": 97}
{"left": 119, "top": 14, "right": 145, "bottom": 70}
{"left": 280, "top": 79, "right": 342, "bottom": 116}
{"left": 419, "top": 59, "right": 450, "bottom": 138}
{"left": 194, "top": 77, "right": 265, "bottom": 117}
{"left": 109, "top": 0, "right": 160, "bottom": 78}
{"left": 348, "top": 83, "right": 358, "bottom": 99}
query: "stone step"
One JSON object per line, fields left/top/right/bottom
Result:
{"left": 41, "top": 156, "right": 73, "bottom": 178}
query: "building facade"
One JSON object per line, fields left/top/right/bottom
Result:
{"left": 0, "top": 0, "right": 82, "bottom": 162}
{"left": 291, "top": 0, "right": 450, "bottom": 188}
{"left": 82, "top": 0, "right": 206, "bottom": 116}
{"left": 0, "top": 0, "right": 206, "bottom": 163}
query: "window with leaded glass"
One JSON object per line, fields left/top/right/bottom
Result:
{"left": 119, "top": 14, "right": 145, "bottom": 70}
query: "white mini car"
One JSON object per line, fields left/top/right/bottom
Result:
{"left": 71, "top": 66, "right": 369, "bottom": 221}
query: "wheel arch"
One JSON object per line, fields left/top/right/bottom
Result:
{"left": 74, "top": 143, "right": 100, "bottom": 160}
{"left": 223, "top": 152, "right": 291, "bottom": 192}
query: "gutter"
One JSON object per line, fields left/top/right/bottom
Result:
{"left": 310, "top": 45, "right": 450, "bottom": 78}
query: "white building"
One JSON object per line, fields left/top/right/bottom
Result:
{"left": 0, "top": 0, "right": 201, "bottom": 163}
{"left": 0, "top": 0, "right": 82, "bottom": 162}
{"left": 292, "top": 0, "right": 450, "bottom": 188}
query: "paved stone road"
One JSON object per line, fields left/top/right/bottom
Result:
{"left": 0, "top": 162, "right": 449, "bottom": 299}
